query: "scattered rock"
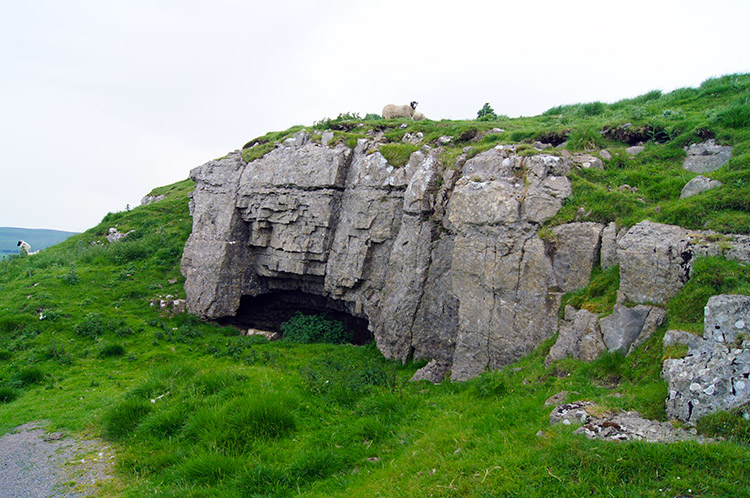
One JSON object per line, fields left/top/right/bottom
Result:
{"left": 571, "top": 154, "right": 604, "bottom": 170}
{"left": 141, "top": 194, "right": 166, "bottom": 206}
{"left": 106, "top": 227, "right": 133, "bottom": 243}
{"left": 625, "top": 146, "right": 644, "bottom": 156}
{"left": 546, "top": 307, "right": 605, "bottom": 364}
{"left": 680, "top": 175, "right": 723, "bottom": 199}
{"left": 683, "top": 139, "right": 733, "bottom": 174}
{"left": 662, "top": 329, "right": 703, "bottom": 349}
{"left": 600, "top": 222, "right": 618, "bottom": 270}
{"left": 617, "top": 184, "right": 638, "bottom": 193}
{"left": 321, "top": 131, "right": 334, "bottom": 146}
{"left": 549, "top": 401, "right": 595, "bottom": 426}
{"left": 150, "top": 298, "right": 187, "bottom": 313}
{"left": 437, "top": 135, "right": 452, "bottom": 145}
{"left": 410, "top": 359, "right": 450, "bottom": 383}
{"left": 575, "top": 410, "right": 711, "bottom": 443}
{"left": 402, "top": 132, "right": 423, "bottom": 145}
{"left": 663, "top": 295, "right": 750, "bottom": 423}
{"left": 599, "top": 149, "right": 612, "bottom": 161}
{"left": 241, "top": 328, "right": 280, "bottom": 341}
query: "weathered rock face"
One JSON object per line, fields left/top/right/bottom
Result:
{"left": 683, "top": 139, "right": 733, "bottom": 173}
{"left": 680, "top": 175, "right": 722, "bottom": 199}
{"left": 182, "top": 137, "right": 596, "bottom": 380}
{"left": 663, "top": 295, "right": 750, "bottom": 424}
{"left": 546, "top": 306, "right": 605, "bottom": 364}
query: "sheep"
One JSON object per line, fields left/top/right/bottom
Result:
{"left": 382, "top": 101, "right": 418, "bottom": 119}
{"left": 412, "top": 111, "right": 426, "bottom": 121}
{"left": 17, "top": 240, "right": 38, "bottom": 256}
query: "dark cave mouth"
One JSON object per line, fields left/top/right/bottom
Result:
{"left": 220, "top": 290, "right": 372, "bottom": 345}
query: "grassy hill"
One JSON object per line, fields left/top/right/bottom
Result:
{"left": 1, "top": 74, "right": 750, "bottom": 497}
{"left": 0, "top": 227, "right": 78, "bottom": 258}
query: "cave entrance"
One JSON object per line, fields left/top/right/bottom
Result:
{"left": 222, "top": 290, "right": 372, "bottom": 345}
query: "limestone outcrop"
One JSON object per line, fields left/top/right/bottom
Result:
{"left": 663, "top": 295, "right": 750, "bottom": 423}
{"left": 182, "top": 136, "right": 600, "bottom": 380}
{"left": 181, "top": 133, "right": 749, "bottom": 381}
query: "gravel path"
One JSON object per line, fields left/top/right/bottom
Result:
{"left": 0, "top": 422, "right": 115, "bottom": 498}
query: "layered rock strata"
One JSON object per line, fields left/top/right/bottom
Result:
{"left": 182, "top": 137, "right": 589, "bottom": 380}
{"left": 182, "top": 134, "right": 749, "bottom": 381}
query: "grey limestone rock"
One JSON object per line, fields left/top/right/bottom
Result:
{"left": 600, "top": 222, "right": 618, "bottom": 270}
{"left": 410, "top": 359, "right": 450, "bottom": 383}
{"left": 625, "top": 146, "right": 644, "bottom": 156}
{"left": 680, "top": 175, "right": 722, "bottom": 199}
{"left": 546, "top": 306, "right": 605, "bottom": 364}
{"left": 683, "top": 139, "right": 733, "bottom": 173}
{"left": 182, "top": 140, "right": 580, "bottom": 381}
{"left": 549, "top": 222, "right": 604, "bottom": 292}
{"left": 617, "top": 221, "right": 692, "bottom": 306}
{"left": 663, "top": 294, "right": 750, "bottom": 423}
{"left": 600, "top": 304, "right": 666, "bottom": 355}
{"left": 575, "top": 410, "right": 710, "bottom": 443}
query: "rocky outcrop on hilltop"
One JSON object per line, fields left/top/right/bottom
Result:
{"left": 181, "top": 133, "right": 749, "bottom": 381}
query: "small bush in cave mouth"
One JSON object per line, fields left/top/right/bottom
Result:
{"left": 280, "top": 312, "right": 354, "bottom": 344}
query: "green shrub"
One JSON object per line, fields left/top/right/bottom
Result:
{"left": 477, "top": 103, "right": 499, "bottom": 121}
{"left": 11, "top": 366, "right": 45, "bottom": 387}
{"left": 74, "top": 313, "right": 109, "bottom": 339}
{"left": 99, "top": 343, "right": 126, "bottom": 358}
{"left": 280, "top": 312, "right": 353, "bottom": 344}
{"left": 0, "top": 387, "right": 19, "bottom": 403}
{"left": 61, "top": 263, "right": 79, "bottom": 285}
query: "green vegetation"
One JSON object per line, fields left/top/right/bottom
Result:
{"left": 2, "top": 75, "right": 750, "bottom": 497}
{"left": 280, "top": 312, "right": 354, "bottom": 344}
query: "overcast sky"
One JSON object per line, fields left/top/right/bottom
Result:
{"left": 2, "top": 0, "right": 749, "bottom": 232}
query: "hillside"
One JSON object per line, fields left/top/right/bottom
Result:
{"left": 0, "top": 227, "right": 78, "bottom": 258}
{"left": 1, "top": 74, "right": 749, "bottom": 497}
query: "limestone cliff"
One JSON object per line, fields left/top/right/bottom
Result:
{"left": 180, "top": 133, "right": 749, "bottom": 381}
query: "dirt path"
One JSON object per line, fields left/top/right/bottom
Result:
{"left": 0, "top": 422, "right": 115, "bottom": 497}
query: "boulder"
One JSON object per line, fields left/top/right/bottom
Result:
{"left": 617, "top": 221, "right": 692, "bottom": 306}
{"left": 409, "top": 359, "right": 450, "bottom": 383}
{"left": 549, "top": 223, "right": 604, "bottom": 292}
{"left": 600, "top": 304, "right": 666, "bottom": 355}
{"left": 625, "top": 146, "right": 644, "bottom": 156}
{"left": 680, "top": 175, "right": 722, "bottom": 199}
{"left": 683, "top": 139, "right": 733, "bottom": 174}
{"left": 546, "top": 306, "right": 605, "bottom": 364}
{"left": 571, "top": 154, "right": 604, "bottom": 170}
{"left": 663, "top": 294, "right": 750, "bottom": 423}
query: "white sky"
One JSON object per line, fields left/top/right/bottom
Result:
{"left": 1, "top": 0, "right": 749, "bottom": 232}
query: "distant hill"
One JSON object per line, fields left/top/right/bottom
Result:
{"left": 0, "top": 227, "right": 78, "bottom": 257}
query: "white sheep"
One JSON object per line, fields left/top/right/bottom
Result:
{"left": 382, "top": 101, "right": 418, "bottom": 119}
{"left": 17, "top": 240, "right": 38, "bottom": 256}
{"left": 412, "top": 111, "right": 426, "bottom": 121}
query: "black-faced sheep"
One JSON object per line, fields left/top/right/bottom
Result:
{"left": 382, "top": 101, "right": 418, "bottom": 119}
{"left": 17, "top": 240, "right": 38, "bottom": 255}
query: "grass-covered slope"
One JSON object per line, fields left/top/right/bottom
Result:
{"left": 1, "top": 75, "right": 750, "bottom": 498}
